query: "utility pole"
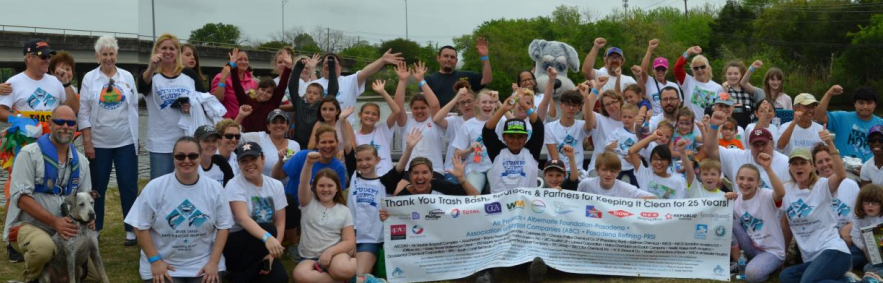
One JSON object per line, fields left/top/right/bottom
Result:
{"left": 405, "top": 0, "right": 410, "bottom": 40}
{"left": 326, "top": 27, "right": 330, "bottom": 52}
{"left": 151, "top": 0, "right": 156, "bottom": 40}
{"left": 684, "top": 0, "right": 689, "bottom": 21}
{"left": 282, "top": 0, "right": 290, "bottom": 40}
{"left": 623, "top": 0, "right": 629, "bottom": 12}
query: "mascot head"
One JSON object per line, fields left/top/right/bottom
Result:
{"left": 529, "top": 39, "right": 580, "bottom": 99}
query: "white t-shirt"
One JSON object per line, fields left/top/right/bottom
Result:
{"left": 644, "top": 79, "right": 680, "bottom": 117}
{"left": 587, "top": 113, "right": 623, "bottom": 173}
{"left": 595, "top": 67, "right": 637, "bottom": 91}
{"left": 218, "top": 150, "right": 239, "bottom": 176}
{"left": 401, "top": 117, "right": 444, "bottom": 174}
{"left": 124, "top": 174, "right": 234, "bottom": 279}
{"left": 781, "top": 178, "right": 850, "bottom": 262}
{"left": 607, "top": 127, "right": 639, "bottom": 171}
{"left": 778, "top": 121, "right": 825, "bottom": 156}
{"left": 452, "top": 118, "right": 493, "bottom": 174}
{"left": 442, "top": 116, "right": 465, "bottom": 171}
{"left": 1, "top": 73, "right": 66, "bottom": 117}
{"left": 144, "top": 73, "right": 197, "bottom": 153}
{"left": 861, "top": 159, "right": 883, "bottom": 185}
{"left": 832, "top": 179, "right": 860, "bottom": 230}
{"left": 577, "top": 177, "right": 654, "bottom": 198}
{"left": 298, "top": 200, "right": 354, "bottom": 259}
{"left": 225, "top": 175, "right": 287, "bottom": 233}
{"left": 488, "top": 148, "right": 539, "bottom": 194}
{"left": 544, "top": 119, "right": 590, "bottom": 173}
{"left": 743, "top": 123, "right": 778, "bottom": 147}
{"left": 348, "top": 172, "right": 387, "bottom": 244}
{"left": 275, "top": 76, "right": 308, "bottom": 101}
{"left": 680, "top": 75, "right": 724, "bottom": 123}
{"left": 687, "top": 176, "right": 726, "bottom": 199}
{"left": 718, "top": 147, "right": 791, "bottom": 192}
{"left": 79, "top": 68, "right": 134, "bottom": 148}
{"left": 241, "top": 132, "right": 301, "bottom": 178}
{"left": 734, "top": 188, "right": 786, "bottom": 260}
{"left": 300, "top": 72, "right": 364, "bottom": 125}
{"left": 356, "top": 124, "right": 395, "bottom": 175}
{"left": 635, "top": 165, "right": 687, "bottom": 199}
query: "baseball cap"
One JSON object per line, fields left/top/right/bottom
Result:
{"left": 23, "top": 38, "right": 56, "bottom": 56}
{"left": 652, "top": 57, "right": 669, "bottom": 70}
{"left": 544, "top": 160, "right": 566, "bottom": 173}
{"left": 235, "top": 142, "right": 263, "bottom": 161}
{"left": 502, "top": 119, "right": 529, "bottom": 135}
{"left": 714, "top": 92, "right": 734, "bottom": 106}
{"left": 748, "top": 128, "right": 773, "bottom": 144}
{"left": 793, "top": 93, "right": 819, "bottom": 106}
{"left": 266, "top": 109, "right": 290, "bottom": 124}
{"left": 193, "top": 125, "right": 221, "bottom": 141}
{"left": 789, "top": 148, "right": 813, "bottom": 162}
{"left": 605, "top": 47, "right": 623, "bottom": 57}
{"left": 869, "top": 125, "right": 883, "bottom": 138}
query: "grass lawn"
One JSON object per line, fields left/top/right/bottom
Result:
{"left": 0, "top": 179, "right": 781, "bottom": 283}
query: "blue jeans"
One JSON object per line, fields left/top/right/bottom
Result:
{"left": 90, "top": 144, "right": 138, "bottom": 232}
{"left": 852, "top": 243, "right": 868, "bottom": 271}
{"left": 732, "top": 220, "right": 783, "bottom": 282}
{"left": 149, "top": 152, "right": 174, "bottom": 180}
{"left": 780, "top": 249, "right": 851, "bottom": 283}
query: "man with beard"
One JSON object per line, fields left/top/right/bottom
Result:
{"left": 3, "top": 106, "right": 100, "bottom": 282}
{"left": 581, "top": 37, "right": 637, "bottom": 91}
{"left": 646, "top": 86, "right": 682, "bottom": 134}
{"left": 424, "top": 37, "right": 493, "bottom": 108}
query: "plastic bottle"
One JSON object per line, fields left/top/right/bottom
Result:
{"left": 736, "top": 251, "right": 747, "bottom": 280}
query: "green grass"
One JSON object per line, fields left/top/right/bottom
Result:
{"left": 1, "top": 180, "right": 780, "bottom": 283}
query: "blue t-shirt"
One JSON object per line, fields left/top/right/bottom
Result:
{"left": 827, "top": 111, "right": 883, "bottom": 161}
{"left": 637, "top": 99, "right": 652, "bottom": 112}
{"left": 283, "top": 150, "right": 348, "bottom": 203}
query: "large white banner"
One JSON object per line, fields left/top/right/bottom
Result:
{"left": 382, "top": 188, "right": 733, "bottom": 282}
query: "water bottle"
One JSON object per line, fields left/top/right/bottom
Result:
{"left": 736, "top": 251, "right": 747, "bottom": 280}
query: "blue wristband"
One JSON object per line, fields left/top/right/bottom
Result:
{"left": 418, "top": 80, "right": 426, "bottom": 88}
{"left": 229, "top": 61, "right": 237, "bottom": 68}
{"left": 261, "top": 232, "right": 272, "bottom": 243}
{"left": 148, "top": 255, "right": 162, "bottom": 263}
{"left": 683, "top": 52, "right": 690, "bottom": 59}
{"left": 591, "top": 88, "right": 599, "bottom": 95}
{"left": 217, "top": 82, "right": 227, "bottom": 88}
{"left": 526, "top": 107, "right": 535, "bottom": 116}
{"left": 710, "top": 124, "right": 720, "bottom": 130}
{"left": 480, "top": 56, "right": 489, "bottom": 61}
{"left": 748, "top": 66, "right": 756, "bottom": 72}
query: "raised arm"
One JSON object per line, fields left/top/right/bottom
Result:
{"left": 476, "top": 37, "right": 493, "bottom": 86}
{"left": 288, "top": 59, "right": 306, "bottom": 110}
{"left": 396, "top": 128, "right": 422, "bottom": 173}
{"left": 371, "top": 80, "right": 401, "bottom": 129}
{"left": 639, "top": 39, "right": 658, "bottom": 85}
{"left": 821, "top": 131, "right": 845, "bottom": 193}
{"left": 298, "top": 152, "right": 321, "bottom": 208}
{"left": 141, "top": 52, "right": 162, "bottom": 84}
{"left": 777, "top": 110, "right": 804, "bottom": 150}
{"left": 675, "top": 46, "right": 702, "bottom": 85}
{"left": 341, "top": 117, "right": 356, "bottom": 154}
{"left": 582, "top": 80, "right": 601, "bottom": 131}
{"left": 741, "top": 60, "right": 762, "bottom": 90}
{"left": 357, "top": 49, "right": 404, "bottom": 87}
{"left": 270, "top": 50, "right": 293, "bottom": 104}
{"left": 757, "top": 152, "right": 785, "bottom": 202}
{"left": 393, "top": 61, "right": 410, "bottom": 127}
{"left": 679, "top": 139, "right": 695, "bottom": 187}
{"left": 540, "top": 67, "right": 558, "bottom": 119}
{"left": 271, "top": 151, "right": 288, "bottom": 180}
{"left": 449, "top": 156, "right": 480, "bottom": 195}
{"left": 704, "top": 110, "right": 726, "bottom": 161}
{"left": 814, "top": 85, "right": 843, "bottom": 125}
{"left": 412, "top": 61, "right": 441, "bottom": 114}
{"left": 434, "top": 87, "right": 466, "bottom": 129}
{"left": 628, "top": 130, "right": 661, "bottom": 169}
{"left": 581, "top": 38, "right": 606, "bottom": 80}
{"left": 562, "top": 145, "right": 579, "bottom": 183}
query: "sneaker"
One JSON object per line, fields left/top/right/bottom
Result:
{"left": 529, "top": 257, "right": 547, "bottom": 283}
{"left": 844, "top": 271, "right": 861, "bottom": 282}
{"left": 8, "top": 244, "right": 23, "bottom": 263}
{"left": 124, "top": 239, "right": 137, "bottom": 246}
{"left": 864, "top": 271, "right": 883, "bottom": 283}
{"left": 475, "top": 269, "right": 494, "bottom": 283}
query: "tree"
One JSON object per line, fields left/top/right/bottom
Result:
{"left": 189, "top": 23, "right": 242, "bottom": 46}
{"left": 379, "top": 38, "right": 424, "bottom": 64}
{"left": 340, "top": 42, "right": 379, "bottom": 69}
{"left": 294, "top": 33, "right": 318, "bottom": 50}
{"left": 257, "top": 40, "right": 288, "bottom": 50}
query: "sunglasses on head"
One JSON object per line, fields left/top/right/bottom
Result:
{"left": 51, "top": 119, "right": 76, "bottom": 127}
{"left": 692, "top": 65, "right": 707, "bottom": 71}
{"left": 106, "top": 78, "right": 115, "bottom": 93}
{"left": 174, "top": 153, "right": 200, "bottom": 161}
{"left": 224, "top": 134, "right": 241, "bottom": 140}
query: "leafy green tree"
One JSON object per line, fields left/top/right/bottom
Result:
{"left": 340, "top": 42, "right": 380, "bottom": 69}
{"left": 257, "top": 40, "right": 288, "bottom": 50}
{"left": 189, "top": 23, "right": 241, "bottom": 46}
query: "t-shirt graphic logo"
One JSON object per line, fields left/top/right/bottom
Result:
{"left": 648, "top": 181, "right": 675, "bottom": 199}
{"left": 501, "top": 160, "right": 526, "bottom": 178}
{"left": 786, "top": 199, "right": 814, "bottom": 219}
{"left": 26, "top": 87, "right": 58, "bottom": 109}
{"left": 848, "top": 125, "right": 870, "bottom": 157}
{"left": 249, "top": 196, "right": 276, "bottom": 224}
{"left": 740, "top": 211, "right": 764, "bottom": 232}
{"left": 831, "top": 198, "right": 851, "bottom": 217}
{"left": 369, "top": 140, "right": 382, "bottom": 152}
{"left": 99, "top": 83, "right": 126, "bottom": 110}
{"left": 166, "top": 199, "right": 210, "bottom": 229}
{"left": 691, "top": 88, "right": 716, "bottom": 110}
{"left": 354, "top": 185, "right": 380, "bottom": 207}
{"left": 619, "top": 137, "right": 636, "bottom": 152}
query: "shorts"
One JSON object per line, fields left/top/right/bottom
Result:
{"left": 285, "top": 193, "right": 301, "bottom": 229}
{"left": 299, "top": 257, "right": 319, "bottom": 263}
{"left": 356, "top": 243, "right": 382, "bottom": 257}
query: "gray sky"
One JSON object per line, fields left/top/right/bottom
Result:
{"left": 4, "top": 0, "right": 719, "bottom": 46}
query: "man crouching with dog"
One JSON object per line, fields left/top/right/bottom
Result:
{"left": 3, "top": 105, "right": 108, "bottom": 283}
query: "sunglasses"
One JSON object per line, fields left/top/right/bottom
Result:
{"left": 106, "top": 78, "right": 115, "bottom": 93}
{"left": 692, "top": 65, "right": 707, "bottom": 71}
{"left": 655, "top": 67, "right": 668, "bottom": 72}
{"left": 174, "top": 153, "right": 200, "bottom": 161}
{"left": 31, "top": 53, "right": 51, "bottom": 60}
{"left": 869, "top": 138, "right": 883, "bottom": 144}
{"left": 51, "top": 119, "right": 76, "bottom": 126}
{"left": 224, "top": 134, "right": 241, "bottom": 140}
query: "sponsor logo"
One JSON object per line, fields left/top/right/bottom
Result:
{"left": 700, "top": 212, "right": 731, "bottom": 221}
{"left": 391, "top": 224, "right": 407, "bottom": 240}
{"left": 463, "top": 209, "right": 481, "bottom": 215}
{"left": 411, "top": 212, "right": 420, "bottom": 220}
{"left": 391, "top": 267, "right": 405, "bottom": 278}
{"left": 451, "top": 208, "right": 461, "bottom": 218}
{"left": 531, "top": 200, "right": 547, "bottom": 213}
{"left": 507, "top": 200, "right": 525, "bottom": 211}
{"left": 695, "top": 224, "right": 708, "bottom": 240}
{"left": 553, "top": 201, "right": 577, "bottom": 215}
{"left": 412, "top": 225, "right": 424, "bottom": 235}
{"left": 586, "top": 206, "right": 602, "bottom": 218}
{"left": 485, "top": 202, "right": 502, "bottom": 215}
{"left": 425, "top": 209, "right": 445, "bottom": 220}
{"left": 638, "top": 212, "right": 661, "bottom": 221}
{"left": 714, "top": 265, "right": 725, "bottom": 276}
{"left": 667, "top": 213, "right": 697, "bottom": 220}
{"left": 714, "top": 225, "right": 727, "bottom": 237}
{"left": 608, "top": 210, "right": 633, "bottom": 218}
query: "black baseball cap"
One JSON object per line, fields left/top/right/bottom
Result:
{"left": 235, "top": 142, "right": 263, "bottom": 161}
{"left": 194, "top": 125, "right": 221, "bottom": 141}
{"left": 23, "top": 38, "right": 56, "bottom": 56}
{"left": 544, "top": 159, "right": 566, "bottom": 173}
{"left": 266, "top": 109, "right": 289, "bottom": 124}
{"left": 502, "top": 119, "right": 529, "bottom": 135}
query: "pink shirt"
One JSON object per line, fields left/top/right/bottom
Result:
{"left": 211, "top": 71, "right": 256, "bottom": 118}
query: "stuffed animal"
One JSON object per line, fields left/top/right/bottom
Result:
{"left": 528, "top": 39, "right": 580, "bottom": 99}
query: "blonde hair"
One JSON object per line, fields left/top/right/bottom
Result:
{"left": 152, "top": 33, "right": 184, "bottom": 75}
{"left": 475, "top": 89, "right": 499, "bottom": 114}
{"left": 699, "top": 159, "right": 721, "bottom": 174}
{"left": 691, "top": 55, "right": 713, "bottom": 79}
{"left": 214, "top": 119, "right": 241, "bottom": 135}
{"left": 272, "top": 47, "right": 296, "bottom": 75}
{"left": 621, "top": 103, "right": 638, "bottom": 114}
{"left": 595, "top": 151, "right": 622, "bottom": 172}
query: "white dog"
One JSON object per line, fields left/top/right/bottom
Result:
{"left": 40, "top": 192, "right": 110, "bottom": 283}
{"left": 528, "top": 39, "right": 580, "bottom": 99}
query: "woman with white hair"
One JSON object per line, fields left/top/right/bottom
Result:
{"left": 78, "top": 35, "right": 141, "bottom": 246}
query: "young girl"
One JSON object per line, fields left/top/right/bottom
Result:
{"left": 720, "top": 117, "right": 744, "bottom": 149}
{"left": 294, "top": 156, "right": 356, "bottom": 283}
{"left": 732, "top": 155, "right": 786, "bottom": 283}
{"left": 850, "top": 185, "right": 883, "bottom": 282}
{"left": 671, "top": 107, "right": 703, "bottom": 173}
{"left": 228, "top": 48, "right": 292, "bottom": 132}
{"left": 452, "top": 89, "right": 500, "bottom": 191}
{"left": 395, "top": 61, "right": 443, "bottom": 174}
{"left": 435, "top": 81, "right": 475, "bottom": 183}
{"left": 349, "top": 129, "right": 421, "bottom": 283}
{"left": 308, "top": 97, "right": 355, "bottom": 162}
{"left": 740, "top": 60, "right": 790, "bottom": 110}
{"left": 355, "top": 79, "right": 401, "bottom": 176}
{"left": 623, "top": 84, "right": 652, "bottom": 125}
{"left": 628, "top": 131, "right": 688, "bottom": 199}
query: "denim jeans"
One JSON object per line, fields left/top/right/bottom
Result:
{"left": 732, "top": 220, "right": 784, "bottom": 282}
{"left": 90, "top": 144, "right": 138, "bottom": 232}
{"left": 851, "top": 242, "right": 868, "bottom": 271}
{"left": 780, "top": 249, "right": 851, "bottom": 283}
{"left": 149, "top": 152, "right": 174, "bottom": 180}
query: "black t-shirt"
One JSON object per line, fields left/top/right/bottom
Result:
{"left": 425, "top": 71, "right": 484, "bottom": 107}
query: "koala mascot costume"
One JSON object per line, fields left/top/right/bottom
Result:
{"left": 528, "top": 39, "right": 580, "bottom": 99}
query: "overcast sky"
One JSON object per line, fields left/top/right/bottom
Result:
{"left": 4, "top": 0, "right": 720, "bottom": 46}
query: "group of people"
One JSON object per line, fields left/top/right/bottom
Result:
{"left": 0, "top": 31, "right": 881, "bottom": 283}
